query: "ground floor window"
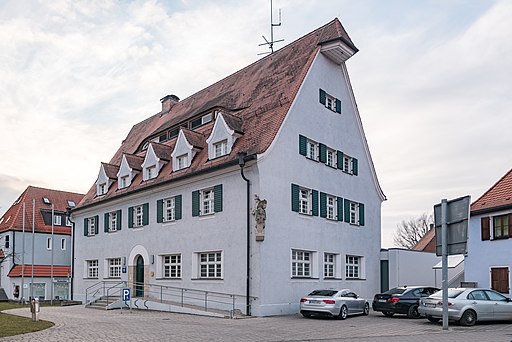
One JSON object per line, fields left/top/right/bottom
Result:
{"left": 292, "top": 249, "right": 312, "bottom": 277}
{"left": 30, "top": 283, "right": 46, "bottom": 300}
{"left": 87, "top": 259, "right": 99, "bottom": 278}
{"left": 163, "top": 254, "right": 181, "bottom": 278}
{"left": 324, "top": 253, "right": 336, "bottom": 278}
{"left": 199, "top": 251, "right": 222, "bottom": 279}
{"left": 346, "top": 255, "right": 361, "bottom": 279}
{"left": 108, "top": 258, "right": 122, "bottom": 278}
{"left": 53, "top": 282, "right": 69, "bottom": 300}
{"left": 491, "top": 267, "right": 509, "bottom": 293}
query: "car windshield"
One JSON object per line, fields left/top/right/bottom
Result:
{"left": 384, "top": 288, "right": 406, "bottom": 295}
{"left": 308, "top": 290, "right": 337, "bottom": 297}
{"left": 431, "top": 289, "right": 465, "bottom": 298}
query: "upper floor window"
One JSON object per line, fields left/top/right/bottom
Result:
{"left": 98, "top": 183, "right": 107, "bottom": 195}
{"left": 319, "top": 88, "right": 341, "bottom": 114}
{"left": 84, "top": 216, "right": 99, "bottom": 236}
{"left": 326, "top": 148, "right": 336, "bottom": 168}
{"left": 67, "top": 200, "right": 76, "bottom": 208}
{"left": 326, "top": 195, "right": 336, "bottom": 220}
{"left": 5, "top": 235, "right": 9, "bottom": 249}
{"left": 157, "top": 195, "right": 183, "bottom": 223}
{"left": 493, "top": 215, "right": 510, "bottom": 239}
{"left": 299, "top": 188, "right": 310, "bottom": 215}
{"left": 134, "top": 206, "right": 144, "bottom": 227}
{"left": 120, "top": 175, "right": 129, "bottom": 189}
{"left": 146, "top": 165, "right": 157, "bottom": 180}
{"left": 53, "top": 215, "right": 62, "bottom": 226}
{"left": 192, "top": 185, "right": 223, "bottom": 217}
{"left": 105, "top": 210, "right": 121, "bottom": 232}
{"left": 128, "top": 204, "right": 149, "bottom": 228}
{"left": 306, "top": 140, "right": 317, "bottom": 160}
{"left": 176, "top": 154, "right": 188, "bottom": 170}
{"left": 213, "top": 140, "right": 228, "bottom": 158}
{"left": 342, "top": 154, "right": 359, "bottom": 175}
{"left": 43, "top": 197, "right": 51, "bottom": 204}
{"left": 291, "top": 184, "right": 319, "bottom": 216}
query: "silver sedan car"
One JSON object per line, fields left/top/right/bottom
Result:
{"left": 300, "top": 289, "right": 370, "bottom": 319}
{"left": 419, "top": 288, "right": 512, "bottom": 326}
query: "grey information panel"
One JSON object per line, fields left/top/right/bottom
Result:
{"left": 434, "top": 196, "right": 470, "bottom": 256}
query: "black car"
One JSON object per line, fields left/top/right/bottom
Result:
{"left": 372, "top": 286, "right": 439, "bottom": 318}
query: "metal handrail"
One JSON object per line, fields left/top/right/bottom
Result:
{"left": 85, "top": 280, "right": 126, "bottom": 305}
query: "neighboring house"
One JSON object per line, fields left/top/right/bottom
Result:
{"left": 412, "top": 227, "right": 436, "bottom": 253}
{"left": 72, "top": 18, "right": 385, "bottom": 316}
{"left": 0, "top": 186, "right": 84, "bottom": 301}
{"left": 465, "top": 168, "right": 512, "bottom": 294}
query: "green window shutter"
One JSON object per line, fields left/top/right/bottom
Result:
{"left": 311, "top": 190, "right": 319, "bottom": 216}
{"left": 214, "top": 184, "right": 223, "bottom": 213}
{"left": 320, "top": 192, "right": 327, "bottom": 218}
{"left": 142, "top": 203, "right": 149, "bottom": 225}
{"left": 319, "top": 89, "right": 326, "bottom": 105}
{"left": 157, "top": 199, "right": 163, "bottom": 223}
{"left": 291, "top": 184, "right": 299, "bottom": 212}
{"left": 337, "top": 150, "right": 344, "bottom": 169}
{"left": 344, "top": 199, "right": 350, "bottom": 223}
{"left": 319, "top": 143, "right": 327, "bottom": 163}
{"left": 299, "top": 135, "right": 307, "bottom": 156}
{"left": 337, "top": 197, "right": 344, "bottom": 221}
{"left": 117, "top": 210, "right": 122, "bottom": 230}
{"left": 94, "top": 216, "right": 99, "bottom": 234}
{"left": 335, "top": 98, "right": 342, "bottom": 114}
{"left": 84, "top": 218, "right": 88, "bottom": 236}
{"left": 192, "top": 190, "right": 200, "bottom": 217}
{"left": 359, "top": 203, "right": 365, "bottom": 226}
{"left": 128, "top": 206, "right": 134, "bottom": 228}
{"left": 352, "top": 158, "right": 358, "bottom": 176}
{"left": 175, "top": 195, "right": 182, "bottom": 220}
{"left": 104, "top": 213, "right": 109, "bottom": 232}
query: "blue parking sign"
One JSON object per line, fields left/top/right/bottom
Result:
{"left": 122, "top": 288, "right": 130, "bottom": 301}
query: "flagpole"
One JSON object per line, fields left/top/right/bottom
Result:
{"left": 21, "top": 202, "right": 25, "bottom": 303}
{"left": 51, "top": 203, "right": 54, "bottom": 305}
{"left": 31, "top": 198, "right": 35, "bottom": 300}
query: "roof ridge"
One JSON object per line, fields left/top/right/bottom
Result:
{"left": 472, "top": 168, "right": 512, "bottom": 206}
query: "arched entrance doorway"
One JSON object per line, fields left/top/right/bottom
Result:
{"left": 135, "top": 255, "right": 144, "bottom": 297}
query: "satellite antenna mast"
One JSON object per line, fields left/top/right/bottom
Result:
{"left": 259, "top": 0, "right": 284, "bottom": 55}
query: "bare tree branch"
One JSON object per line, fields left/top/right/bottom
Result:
{"left": 393, "top": 213, "right": 434, "bottom": 249}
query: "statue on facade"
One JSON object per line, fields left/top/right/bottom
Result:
{"left": 252, "top": 195, "right": 267, "bottom": 241}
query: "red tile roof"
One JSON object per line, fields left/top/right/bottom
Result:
{"left": 7, "top": 265, "right": 71, "bottom": 277}
{"left": 412, "top": 228, "right": 436, "bottom": 253}
{"left": 0, "top": 186, "right": 84, "bottom": 235}
{"left": 0, "top": 249, "right": 4, "bottom": 258}
{"left": 77, "top": 19, "right": 359, "bottom": 208}
{"left": 102, "top": 162, "right": 120, "bottom": 179}
{"left": 471, "top": 168, "right": 512, "bottom": 215}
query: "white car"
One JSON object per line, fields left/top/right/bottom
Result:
{"left": 419, "top": 288, "right": 512, "bottom": 326}
{"left": 300, "top": 289, "right": 370, "bottom": 319}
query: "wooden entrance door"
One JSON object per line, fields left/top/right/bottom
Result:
{"left": 491, "top": 267, "right": 509, "bottom": 293}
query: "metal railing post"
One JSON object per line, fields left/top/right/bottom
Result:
{"left": 204, "top": 292, "right": 208, "bottom": 312}
{"left": 181, "top": 289, "right": 184, "bottom": 307}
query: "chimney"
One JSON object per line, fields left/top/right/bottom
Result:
{"left": 160, "top": 94, "right": 180, "bottom": 112}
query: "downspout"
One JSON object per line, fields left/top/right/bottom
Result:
{"left": 238, "top": 152, "right": 251, "bottom": 316}
{"left": 66, "top": 208, "right": 75, "bottom": 300}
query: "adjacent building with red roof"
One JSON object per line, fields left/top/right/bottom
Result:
{"left": 72, "top": 18, "right": 385, "bottom": 316}
{"left": 465, "top": 168, "right": 512, "bottom": 294}
{"left": 0, "top": 186, "right": 83, "bottom": 300}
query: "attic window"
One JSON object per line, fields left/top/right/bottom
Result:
{"left": 190, "top": 113, "right": 213, "bottom": 129}
{"left": 67, "top": 200, "right": 76, "bottom": 208}
{"left": 169, "top": 128, "right": 179, "bottom": 139}
{"left": 142, "top": 141, "right": 149, "bottom": 151}
{"left": 43, "top": 197, "right": 51, "bottom": 204}
{"left": 159, "top": 132, "right": 168, "bottom": 143}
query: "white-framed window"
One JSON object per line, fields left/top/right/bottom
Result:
{"left": 67, "top": 200, "right": 76, "bottom": 208}
{"left": 199, "top": 251, "right": 222, "bottom": 279}
{"left": 98, "top": 183, "right": 107, "bottom": 195}
{"left": 43, "top": 197, "right": 51, "bottom": 204}
{"left": 162, "top": 254, "right": 181, "bottom": 278}
{"left": 324, "top": 253, "right": 336, "bottom": 278}
{"left": 213, "top": 140, "right": 228, "bottom": 158}
{"left": 164, "top": 197, "right": 176, "bottom": 222}
{"left": 146, "top": 165, "right": 157, "bottom": 180}
{"left": 326, "top": 148, "right": 336, "bottom": 167}
{"left": 299, "top": 188, "right": 310, "bottom": 215}
{"left": 108, "top": 211, "right": 118, "bottom": 232}
{"left": 325, "top": 94, "right": 336, "bottom": 111}
{"left": 202, "top": 189, "right": 215, "bottom": 215}
{"left": 291, "top": 250, "right": 311, "bottom": 277}
{"left": 120, "top": 175, "right": 129, "bottom": 189}
{"left": 327, "top": 195, "right": 336, "bottom": 220}
{"left": 350, "top": 202, "right": 359, "bottom": 225}
{"left": 87, "top": 216, "right": 97, "bottom": 236}
{"left": 176, "top": 154, "right": 188, "bottom": 170}
{"left": 134, "top": 205, "right": 144, "bottom": 227}
{"left": 87, "top": 260, "right": 99, "bottom": 278}
{"left": 306, "top": 140, "right": 317, "bottom": 160}
{"left": 46, "top": 237, "right": 52, "bottom": 250}
{"left": 53, "top": 215, "right": 61, "bottom": 225}
{"left": 108, "top": 258, "right": 122, "bottom": 278}
{"left": 61, "top": 238, "right": 66, "bottom": 250}
{"left": 66, "top": 217, "right": 72, "bottom": 227}
{"left": 346, "top": 255, "right": 361, "bottom": 279}
{"left": 343, "top": 155, "right": 353, "bottom": 174}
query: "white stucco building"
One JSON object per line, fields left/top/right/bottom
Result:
{"left": 465, "top": 168, "right": 512, "bottom": 294}
{"left": 72, "top": 19, "right": 385, "bottom": 316}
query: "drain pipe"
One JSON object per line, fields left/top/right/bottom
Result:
{"left": 238, "top": 152, "right": 251, "bottom": 316}
{"left": 66, "top": 207, "right": 75, "bottom": 300}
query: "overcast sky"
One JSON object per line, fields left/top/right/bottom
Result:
{"left": 1, "top": 0, "right": 511, "bottom": 247}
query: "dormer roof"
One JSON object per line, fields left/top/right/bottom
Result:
{"left": 101, "top": 163, "right": 120, "bottom": 179}
{"left": 124, "top": 154, "right": 144, "bottom": 171}
{"left": 220, "top": 112, "right": 243, "bottom": 134}
{"left": 149, "top": 142, "right": 173, "bottom": 161}
{"left": 471, "top": 168, "right": 512, "bottom": 215}
{"left": 181, "top": 128, "right": 206, "bottom": 149}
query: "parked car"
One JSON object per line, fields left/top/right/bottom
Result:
{"left": 372, "top": 286, "right": 439, "bottom": 318}
{"left": 419, "top": 288, "right": 512, "bottom": 326}
{"left": 300, "top": 289, "right": 370, "bottom": 319}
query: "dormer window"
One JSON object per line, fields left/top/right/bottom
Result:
{"left": 176, "top": 154, "right": 188, "bottom": 170}
{"left": 213, "top": 140, "right": 228, "bottom": 158}
{"left": 53, "top": 215, "right": 62, "bottom": 226}
{"left": 120, "top": 176, "right": 129, "bottom": 189}
{"left": 146, "top": 165, "right": 157, "bottom": 180}
{"left": 98, "top": 183, "right": 107, "bottom": 195}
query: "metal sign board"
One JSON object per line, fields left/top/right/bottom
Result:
{"left": 434, "top": 195, "right": 470, "bottom": 256}
{"left": 122, "top": 288, "right": 131, "bottom": 302}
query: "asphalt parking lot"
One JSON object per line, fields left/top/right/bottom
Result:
{"left": 3, "top": 306, "right": 512, "bottom": 342}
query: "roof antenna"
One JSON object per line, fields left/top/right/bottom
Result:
{"left": 258, "top": 0, "right": 284, "bottom": 55}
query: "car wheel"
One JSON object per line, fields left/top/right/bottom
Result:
{"left": 459, "top": 310, "right": 477, "bottom": 326}
{"left": 427, "top": 315, "right": 440, "bottom": 323}
{"left": 407, "top": 304, "right": 420, "bottom": 319}
{"left": 337, "top": 305, "right": 348, "bottom": 320}
{"left": 383, "top": 311, "right": 394, "bottom": 317}
{"left": 363, "top": 303, "right": 370, "bottom": 316}
{"left": 301, "top": 311, "right": 312, "bottom": 318}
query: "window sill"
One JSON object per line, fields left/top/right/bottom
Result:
{"left": 324, "top": 277, "right": 343, "bottom": 280}
{"left": 291, "top": 277, "right": 319, "bottom": 280}
{"left": 298, "top": 213, "right": 313, "bottom": 219}
{"left": 306, "top": 157, "right": 320, "bottom": 163}
{"left": 155, "top": 277, "right": 182, "bottom": 281}
{"left": 191, "top": 278, "right": 223, "bottom": 281}
{"left": 199, "top": 214, "right": 216, "bottom": 220}
{"left": 162, "top": 220, "right": 177, "bottom": 226}
{"left": 345, "top": 278, "right": 366, "bottom": 281}
{"left": 84, "top": 277, "right": 99, "bottom": 280}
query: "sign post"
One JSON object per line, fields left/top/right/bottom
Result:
{"left": 433, "top": 195, "right": 470, "bottom": 331}
{"left": 121, "top": 288, "right": 131, "bottom": 313}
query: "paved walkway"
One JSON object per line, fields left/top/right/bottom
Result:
{"left": 2, "top": 306, "right": 512, "bottom": 341}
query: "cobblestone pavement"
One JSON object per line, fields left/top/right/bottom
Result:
{"left": 2, "top": 306, "right": 512, "bottom": 342}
